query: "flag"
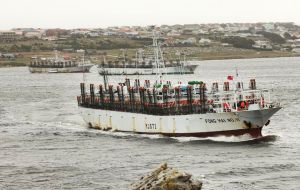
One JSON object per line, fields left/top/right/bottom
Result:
{"left": 227, "top": 75, "right": 233, "bottom": 80}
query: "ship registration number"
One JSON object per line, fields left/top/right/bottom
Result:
{"left": 145, "top": 123, "right": 157, "bottom": 130}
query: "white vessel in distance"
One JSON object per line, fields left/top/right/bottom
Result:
{"left": 77, "top": 75, "right": 281, "bottom": 138}
{"left": 29, "top": 50, "right": 94, "bottom": 73}
{"left": 98, "top": 30, "right": 197, "bottom": 75}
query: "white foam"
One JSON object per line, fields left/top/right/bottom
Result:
{"left": 138, "top": 133, "right": 164, "bottom": 139}
{"left": 55, "top": 123, "right": 276, "bottom": 143}
{"left": 173, "top": 134, "right": 256, "bottom": 143}
{"left": 56, "top": 122, "right": 84, "bottom": 130}
{"left": 204, "top": 134, "right": 256, "bottom": 142}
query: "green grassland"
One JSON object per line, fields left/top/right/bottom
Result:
{"left": 0, "top": 35, "right": 299, "bottom": 67}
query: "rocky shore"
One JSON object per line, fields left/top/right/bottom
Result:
{"left": 131, "top": 163, "right": 202, "bottom": 190}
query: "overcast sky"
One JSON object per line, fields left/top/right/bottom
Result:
{"left": 1, "top": 0, "right": 299, "bottom": 29}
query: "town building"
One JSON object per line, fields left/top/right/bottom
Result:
{"left": 0, "top": 30, "right": 17, "bottom": 41}
{"left": 252, "top": 40, "right": 273, "bottom": 50}
{"left": 199, "top": 38, "right": 211, "bottom": 46}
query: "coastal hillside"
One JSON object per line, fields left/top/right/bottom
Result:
{"left": 1, "top": 22, "right": 300, "bottom": 67}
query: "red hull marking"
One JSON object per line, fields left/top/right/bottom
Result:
{"left": 162, "top": 127, "right": 262, "bottom": 138}
{"left": 127, "top": 127, "right": 263, "bottom": 138}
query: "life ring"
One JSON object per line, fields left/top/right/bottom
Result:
{"left": 207, "top": 99, "right": 214, "bottom": 104}
{"left": 192, "top": 99, "right": 199, "bottom": 105}
{"left": 168, "top": 101, "right": 175, "bottom": 107}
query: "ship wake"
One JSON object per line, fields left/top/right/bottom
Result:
{"left": 172, "top": 134, "right": 279, "bottom": 144}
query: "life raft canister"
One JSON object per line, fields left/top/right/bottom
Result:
{"left": 223, "top": 102, "right": 230, "bottom": 109}
{"left": 222, "top": 101, "right": 231, "bottom": 112}
{"left": 240, "top": 101, "right": 247, "bottom": 109}
{"left": 260, "top": 96, "right": 265, "bottom": 107}
{"left": 240, "top": 101, "right": 245, "bottom": 108}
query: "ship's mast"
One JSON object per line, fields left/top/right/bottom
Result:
{"left": 101, "top": 54, "right": 108, "bottom": 91}
{"left": 179, "top": 51, "right": 186, "bottom": 75}
{"left": 153, "top": 30, "right": 159, "bottom": 76}
{"left": 182, "top": 52, "right": 187, "bottom": 74}
{"left": 54, "top": 50, "right": 58, "bottom": 60}
{"left": 82, "top": 51, "right": 87, "bottom": 83}
{"left": 235, "top": 67, "right": 239, "bottom": 79}
{"left": 152, "top": 29, "right": 165, "bottom": 81}
{"left": 103, "top": 69, "right": 108, "bottom": 91}
{"left": 121, "top": 48, "right": 127, "bottom": 74}
{"left": 233, "top": 66, "right": 240, "bottom": 112}
{"left": 137, "top": 48, "right": 143, "bottom": 68}
{"left": 135, "top": 51, "right": 138, "bottom": 68}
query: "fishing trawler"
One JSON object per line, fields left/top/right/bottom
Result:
{"left": 77, "top": 72, "right": 281, "bottom": 138}
{"left": 98, "top": 31, "right": 197, "bottom": 75}
{"left": 29, "top": 51, "right": 94, "bottom": 73}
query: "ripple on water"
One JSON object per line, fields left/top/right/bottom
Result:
{"left": 0, "top": 58, "right": 299, "bottom": 190}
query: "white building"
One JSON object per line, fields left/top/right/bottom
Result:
{"left": 199, "top": 38, "right": 211, "bottom": 46}
{"left": 167, "top": 30, "right": 181, "bottom": 36}
{"left": 263, "top": 23, "right": 275, "bottom": 31}
{"left": 292, "top": 48, "right": 300, "bottom": 53}
{"left": 71, "top": 29, "right": 90, "bottom": 35}
{"left": 24, "top": 30, "right": 44, "bottom": 38}
{"left": 76, "top": 49, "right": 85, "bottom": 53}
{"left": 252, "top": 40, "right": 272, "bottom": 50}
{"left": 180, "top": 37, "right": 197, "bottom": 45}
{"left": 0, "top": 30, "right": 17, "bottom": 41}
{"left": 87, "top": 31, "right": 100, "bottom": 37}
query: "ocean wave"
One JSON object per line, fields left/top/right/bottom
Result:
{"left": 212, "top": 163, "right": 296, "bottom": 177}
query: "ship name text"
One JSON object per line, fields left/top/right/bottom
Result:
{"left": 205, "top": 118, "right": 240, "bottom": 124}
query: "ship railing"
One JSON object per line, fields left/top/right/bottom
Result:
{"left": 211, "top": 99, "right": 280, "bottom": 114}
{"left": 78, "top": 93, "right": 211, "bottom": 115}
{"left": 77, "top": 86, "right": 278, "bottom": 115}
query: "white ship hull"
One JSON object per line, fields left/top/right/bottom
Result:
{"left": 79, "top": 107, "right": 280, "bottom": 138}
{"left": 98, "top": 65, "right": 197, "bottom": 75}
{"left": 29, "top": 65, "right": 94, "bottom": 73}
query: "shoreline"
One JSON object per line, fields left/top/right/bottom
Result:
{"left": 1, "top": 52, "right": 299, "bottom": 68}
{"left": 197, "top": 53, "right": 300, "bottom": 61}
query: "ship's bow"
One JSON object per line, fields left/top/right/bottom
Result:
{"left": 236, "top": 107, "right": 281, "bottom": 127}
